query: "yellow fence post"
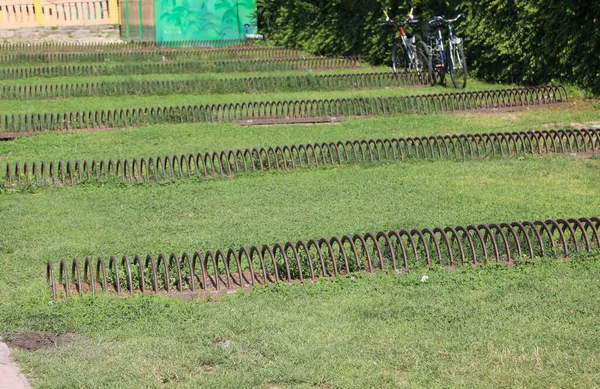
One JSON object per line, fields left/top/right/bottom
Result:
{"left": 109, "top": 0, "right": 120, "bottom": 24}
{"left": 34, "top": 0, "right": 44, "bottom": 26}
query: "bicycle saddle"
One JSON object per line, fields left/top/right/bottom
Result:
{"left": 406, "top": 18, "right": 421, "bottom": 27}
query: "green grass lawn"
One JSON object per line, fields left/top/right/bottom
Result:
{"left": 1, "top": 102, "right": 598, "bottom": 166}
{"left": 0, "top": 79, "right": 505, "bottom": 114}
{"left": 0, "top": 67, "right": 386, "bottom": 87}
{"left": 1, "top": 259, "right": 599, "bottom": 388}
{"left": 0, "top": 51, "right": 308, "bottom": 68}
{"left": 2, "top": 156, "right": 599, "bottom": 302}
{"left": 0, "top": 57, "right": 599, "bottom": 388}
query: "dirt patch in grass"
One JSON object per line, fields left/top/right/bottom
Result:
{"left": 4, "top": 332, "right": 77, "bottom": 351}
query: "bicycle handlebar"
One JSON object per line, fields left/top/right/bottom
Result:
{"left": 381, "top": 16, "right": 421, "bottom": 27}
{"left": 428, "top": 13, "right": 466, "bottom": 26}
{"left": 382, "top": 6, "right": 420, "bottom": 27}
{"left": 443, "top": 13, "right": 466, "bottom": 24}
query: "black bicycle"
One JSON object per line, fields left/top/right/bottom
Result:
{"left": 420, "top": 13, "right": 467, "bottom": 88}
{"left": 382, "top": 6, "right": 430, "bottom": 81}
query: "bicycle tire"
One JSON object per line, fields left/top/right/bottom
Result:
{"left": 391, "top": 40, "right": 410, "bottom": 74}
{"left": 439, "top": 60, "right": 446, "bottom": 86}
{"left": 431, "top": 47, "right": 446, "bottom": 86}
{"left": 449, "top": 43, "right": 467, "bottom": 88}
{"left": 415, "top": 41, "right": 432, "bottom": 84}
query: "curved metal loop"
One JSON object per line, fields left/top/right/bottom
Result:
{"left": 9, "top": 127, "right": 594, "bottom": 188}
{"left": 0, "top": 57, "right": 360, "bottom": 81}
{"left": 0, "top": 86, "right": 567, "bottom": 135}
{"left": 47, "top": 217, "right": 598, "bottom": 299}
{"left": 0, "top": 72, "right": 432, "bottom": 101}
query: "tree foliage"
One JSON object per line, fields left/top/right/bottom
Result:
{"left": 258, "top": 0, "right": 600, "bottom": 94}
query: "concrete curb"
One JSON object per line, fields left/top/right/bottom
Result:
{"left": 0, "top": 337, "right": 31, "bottom": 389}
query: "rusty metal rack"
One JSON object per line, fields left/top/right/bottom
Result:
{"left": 0, "top": 47, "right": 302, "bottom": 65}
{"left": 0, "top": 39, "right": 250, "bottom": 52}
{"left": 5, "top": 128, "right": 598, "bottom": 189}
{"left": 47, "top": 217, "right": 600, "bottom": 299}
{"left": 0, "top": 72, "right": 427, "bottom": 101}
{"left": 0, "top": 86, "right": 568, "bottom": 138}
{"left": 0, "top": 57, "right": 361, "bottom": 80}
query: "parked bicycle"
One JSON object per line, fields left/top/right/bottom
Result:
{"left": 381, "top": 6, "right": 430, "bottom": 81}
{"left": 420, "top": 13, "right": 467, "bottom": 88}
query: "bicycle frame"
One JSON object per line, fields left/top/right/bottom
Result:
{"left": 436, "top": 29, "right": 447, "bottom": 67}
{"left": 384, "top": 8, "right": 418, "bottom": 70}
{"left": 447, "top": 24, "right": 456, "bottom": 70}
{"left": 423, "top": 13, "right": 466, "bottom": 87}
{"left": 400, "top": 26, "right": 416, "bottom": 64}
{"left": 435, "top": 22, "right": 461, "bottom": 70}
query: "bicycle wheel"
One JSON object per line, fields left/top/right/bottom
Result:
{"left": 391, "top": 40, "right": 409, "bottom": 74}
{"left": 449, "top": 43, "right": 467, "bottom": 88}
{"left": 414, "top": 41, "right": 432, "bottom": 84}
{"left": 438, "top": 59, "right": 446, "bottom": 86}
{"left": 431, "top": 48, "right": 446, "bottom": 86}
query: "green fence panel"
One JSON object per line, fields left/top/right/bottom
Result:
{"left": 155, "top": 0, "right": 256, "bottom": 42}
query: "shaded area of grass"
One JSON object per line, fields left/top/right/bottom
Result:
{"left": 1, "top": 259, "right": 599, "bottom": 388}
